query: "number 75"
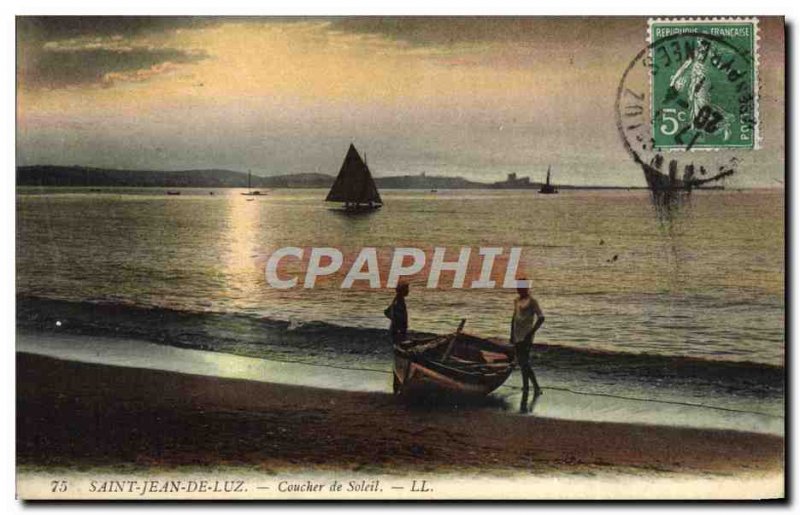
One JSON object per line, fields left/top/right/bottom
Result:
{"left": 50, "top": 480, "right": 68, "bottom": 493}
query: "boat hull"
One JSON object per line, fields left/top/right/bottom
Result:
{"left": 393, "top": 334, "right": 514, "bottom": 397}
{"left": 394, "top": 355, "right": 511, "bottom": 396}
{"left": 344, "top": 203, "right": 381, "bottom": 212}
{"left": 328, "top": 203, "right": 382, "bottom": 214}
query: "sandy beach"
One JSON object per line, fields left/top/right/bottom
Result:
{"left": 17, "top": 352, "right": 784, "bottom": 478}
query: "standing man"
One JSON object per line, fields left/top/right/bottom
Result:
{"left": 511, "top": 280, "right": 545, "bottom": 412}
{"left": 386, "top": 282, "right": 410, "bottom": 345}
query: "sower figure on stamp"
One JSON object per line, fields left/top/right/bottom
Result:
{"left": 385, "top": 282, "right": 409, "bottom": 345}
{"left": 511, "top": 279, "right": 545, "bottom": 413}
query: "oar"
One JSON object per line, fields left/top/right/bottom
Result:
{"left": 441, "top": 318, "right": 466, "bottom": 361}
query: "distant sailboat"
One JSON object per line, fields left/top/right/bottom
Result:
{"left": 539, "top": 166, "right": 558, "bottom": 194}
{"left": 241, "top": 170, "right": 264, "bottom": 196}
{"left": 325, "top": 143, "right": 383, "bottom": 211}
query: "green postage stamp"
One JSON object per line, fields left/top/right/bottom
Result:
{"left": 648, "top": 18, "right": 759, "bottom": 150}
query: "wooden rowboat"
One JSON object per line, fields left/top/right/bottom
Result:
{"left": 393, "top": 320, "right": 515, "bottom": 397}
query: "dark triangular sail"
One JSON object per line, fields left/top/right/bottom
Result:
{"left": 326, "top": 144, "right": 382, "bottom": 204}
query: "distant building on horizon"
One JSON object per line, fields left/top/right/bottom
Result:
{"left": 490, "top": 172, "right": 537, "bottom": 189}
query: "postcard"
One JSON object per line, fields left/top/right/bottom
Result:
{"left": 15, "top": 15, "right": 785, "bottom": 500}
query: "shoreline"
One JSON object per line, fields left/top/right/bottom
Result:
{"left": 17, "top": 352, "right": 784, "bottom": 478}
{"left": 16, "top": 295, "right": 786, "bottom": 380}
{"left": 16, "top": 331, "right": 785, "bottom": 436}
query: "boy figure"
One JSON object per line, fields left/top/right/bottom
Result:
{"left": 511, "top": 280, "right": 545, "bottom": 412}
{"left": 386, "top": 282, "right": 409, "bottom": 345}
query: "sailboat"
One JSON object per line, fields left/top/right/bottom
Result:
{"left": 241, "top": 170, "right": 263, "bottom": 196}
{"left": 325, "top": 143, "right": 383, "bottom": 212}
{"left": 539, "top": 166, "right": 558, "bottom": 194}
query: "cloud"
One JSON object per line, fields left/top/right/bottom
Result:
{"left": 16, "top": 16, "right": 631, "bottom": 91}
{"left": 101, "top": 61, "right": 184, "bottom": 87}
{"left": 321, "top": 17, "right": 644, "bottom": 72}
{"left": 17, "top": 16, "right": 221, "bottom": 42}
{"left": 19, "top": 44, "right": 207, "bottom": 89}
{"left": 16, "top": 17, "right": 606, "bottom": 80}
{"left": 327, "top": 17, "right": 640, "bottom": 48}
{"left": 17, "top": 17, "right": 212, "bottom": 89}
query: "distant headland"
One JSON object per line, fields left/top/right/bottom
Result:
{"left": 16, "top": 165, "right": 682, "bottom": 190}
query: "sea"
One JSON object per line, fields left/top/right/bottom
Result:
{"left": 16, "top": 187, "right": 785, "bottom": 431}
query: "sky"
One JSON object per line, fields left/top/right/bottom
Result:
{"left": 16, "top": 16, "right": 785, "bottom": 187}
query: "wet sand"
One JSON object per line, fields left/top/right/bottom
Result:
{"left": 16, "top": 352, "right": 784, "bottom": 478}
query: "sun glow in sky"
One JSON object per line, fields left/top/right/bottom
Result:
{"left": 17, "top": 17, "right": 785, "bottom": 186}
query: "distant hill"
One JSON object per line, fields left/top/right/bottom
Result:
{"left": 17, "top": 165, "right": 259, "bottom": 188}
{"left": 374, "top": 175, "right": 484, "bottom": 189}
{"left": 16, "top": 165, "right": 662, "bottom": 190}
{"left": 16, "top": 166, "right": 484, "bottom": 189}
{"left": 15, "top": 166, "right": 337, "bottom": 189}
{"left": 261, "top": 173, "right": 334, "bottom": 188}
